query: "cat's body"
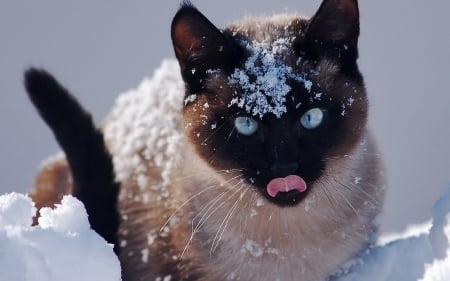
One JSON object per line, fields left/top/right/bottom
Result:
{"left": 26, "top": 1, "right": 384, "bottom": 280}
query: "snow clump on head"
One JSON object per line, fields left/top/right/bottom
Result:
{"left": 228, "top": 38, "right": 311, "bottom": 119}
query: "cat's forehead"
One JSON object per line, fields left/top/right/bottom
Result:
{"left": 186, "top": 14, "right": 365, "bottom": 121}
{"left": 227, "top": 38, "right": 304, "bottom": 118}
{"left": 215, "top": 16, "right": 351, "bottom": 119}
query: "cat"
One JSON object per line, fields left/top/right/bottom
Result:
{"left": 25, "top": 0, "right": 385, "bottom": 280}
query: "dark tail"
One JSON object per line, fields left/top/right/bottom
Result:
{"left": 24, "top": 68, "right": 119, "bottom": 253}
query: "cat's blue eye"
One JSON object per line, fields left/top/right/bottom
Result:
{"left": 234, "top": 117, "right": 259, "bottom": 136}
{"left": 300, "top": 108, "right": 324, "bottom": 130}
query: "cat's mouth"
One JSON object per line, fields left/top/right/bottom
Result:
{"left": 267, "top": 175, "right": 307, "bottom": 197}
{"left": 264, "top": 175, "right": 309, "bottom": 206}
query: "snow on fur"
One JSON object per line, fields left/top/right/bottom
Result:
{"left": 103, "top": 59, "right": 184, "bottom": 194}
{"left": 228, "top": 39, "right": 313, "bottom": 118}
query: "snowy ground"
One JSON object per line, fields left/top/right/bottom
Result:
{"left": 337, "top": 186, "right": 450, "bottom": 281}
{"left": 1, "top": 188, "right": 450, "bottom": 281}
{"left": 0, "top": 193, "right": 121, "bottom": 281}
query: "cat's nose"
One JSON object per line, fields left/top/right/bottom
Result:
{"left": 270, "top": 162, "right": 299, "bottom": 176}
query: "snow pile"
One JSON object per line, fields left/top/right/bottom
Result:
{"left": 337, "top": 187, "right": 450, "bottom": 281}
{"left": 420, "top": 188, "right": 450, "bottom": 281}
{"left": 0, "top": 193, "right": 121, "bottom": 281}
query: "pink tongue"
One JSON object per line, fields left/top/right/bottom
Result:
{"left": 267, "top": 175, "right": 307, "bottom": 198}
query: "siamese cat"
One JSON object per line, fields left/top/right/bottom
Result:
{"left": 25, "top": 0, "right": 384, "bottom": 280}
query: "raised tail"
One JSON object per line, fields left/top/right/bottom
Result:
{"left": 24, "top": 68, "right": 119, "bottom": 252}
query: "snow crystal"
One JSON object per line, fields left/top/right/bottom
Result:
{"left": 141, "top": 248, "right": 149, "bottom": 263}
{"left": 304, "top": 80, "right": 313, "bottom": 92}
{"left": 227, "top": 272, "right": 237, "bottom": 280}
{"left": 304, "top": 196, "right": 315, "bottom": 212}
{"left": 241, "top": 239, "right": 264, "bottom": 257}
{"left": 0, "top": 193, "right": 120, "bottom": 281}
{"left": 147, "top": 233, "right": 157, "bottom": 246}
{"left": 341, "top": 104, "right": 347, "bottom": 116}
{"left": 314, "top": 92, "right": 323, "bottom": 100}
{"left": 184, "top": 94, "right": 197, "bottom": 105}
{"left": 228, "top": 38, "right": 313, "bottom": 118}
{"left": 347, "top": 96, "right": 355, "bottom": 106}
{"left": 155, "top": 275, "right": 172, "bottom": 281}
{"left": 240, "top": 239, "right": 279, "bottom": 258}
{"left": 256, "top": 198, "right": 264, "bottom": 207}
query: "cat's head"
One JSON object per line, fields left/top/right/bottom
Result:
{"left": 171, "top": 0, "right": 367, "bottom": 206}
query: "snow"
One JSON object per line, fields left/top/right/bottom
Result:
{"left": 335, "top": 187, "right": 450, "bottom": 281}
{"left": 228, "top": 39, "right": 314, "bottom": 118}
{"left": 103, "top": 59, "right": 185, "bottom": 199}
{"left": 0, "top": 193, "right": 121, "bottom": 281}
{"left": 241, "top": 239, "right": 280, "bottom": 258}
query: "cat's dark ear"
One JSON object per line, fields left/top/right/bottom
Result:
{"left": 171, "top": 2, "right": 243, "bottom": 93}
{"left": 296, "top": 0, "right": 360, "bottom": 68}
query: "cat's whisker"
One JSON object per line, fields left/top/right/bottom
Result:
{"left": 323, "top": 153, "right": 381, "bottom": 163}
{"left": 216, "top": 173, "right": 248, "bottom": 190}
{"left": 162, "top": 170, "right": 248, "bottom": 234}
{"left": 210, "top": 184, "right": 248, "bottom": 255}
{"left": 318, "top": 180, "right": 339, "bottom": 215}
{"left": 225, "top": 127, "right": 236, "bottom": 144}
{"left": 183, "top": 177, "right": 246, "bottom": 258}
{"left": 236, "top": 191, "right": 258, "bottom": 242}
{"left": 192, "top": 178, "right": 242, "bottom": 242}
{"left": 200, "top": 121, "right": 228, "bottom": 145}
{"left": 192, "top": 190, "right": 229, "bottom": 232}
{"left": 318, "top": 163, "right": 381, "bottom": 206}
{"left": 181, "top": 189, "right": 229, "bottom": 260}
{"left": 327, "top": 174, "right": 380, "bottom": 205}
{"left": 193, "top": 178, "right": 246, "bottom": 232}
{"left": 343, "top": 182, "right": 380, "bottom": 205}
{"left": 171, "top": 168, "right": 246, "bottom": 183}
{"left": 321, "top": 177, "right": 354, "bottom": 226}
{"left": 159, "top": 184, "right": 222, "bottom": 233}
{"left": 327, "top": 178, "right": 364, "bottom": 221}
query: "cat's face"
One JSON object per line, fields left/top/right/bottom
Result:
{"left": 172, "top": 0, "right": 367, "bottom": 206}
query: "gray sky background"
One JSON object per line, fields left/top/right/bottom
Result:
{"left": 1, "top": 0, "right": 449, "bottom": 233}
